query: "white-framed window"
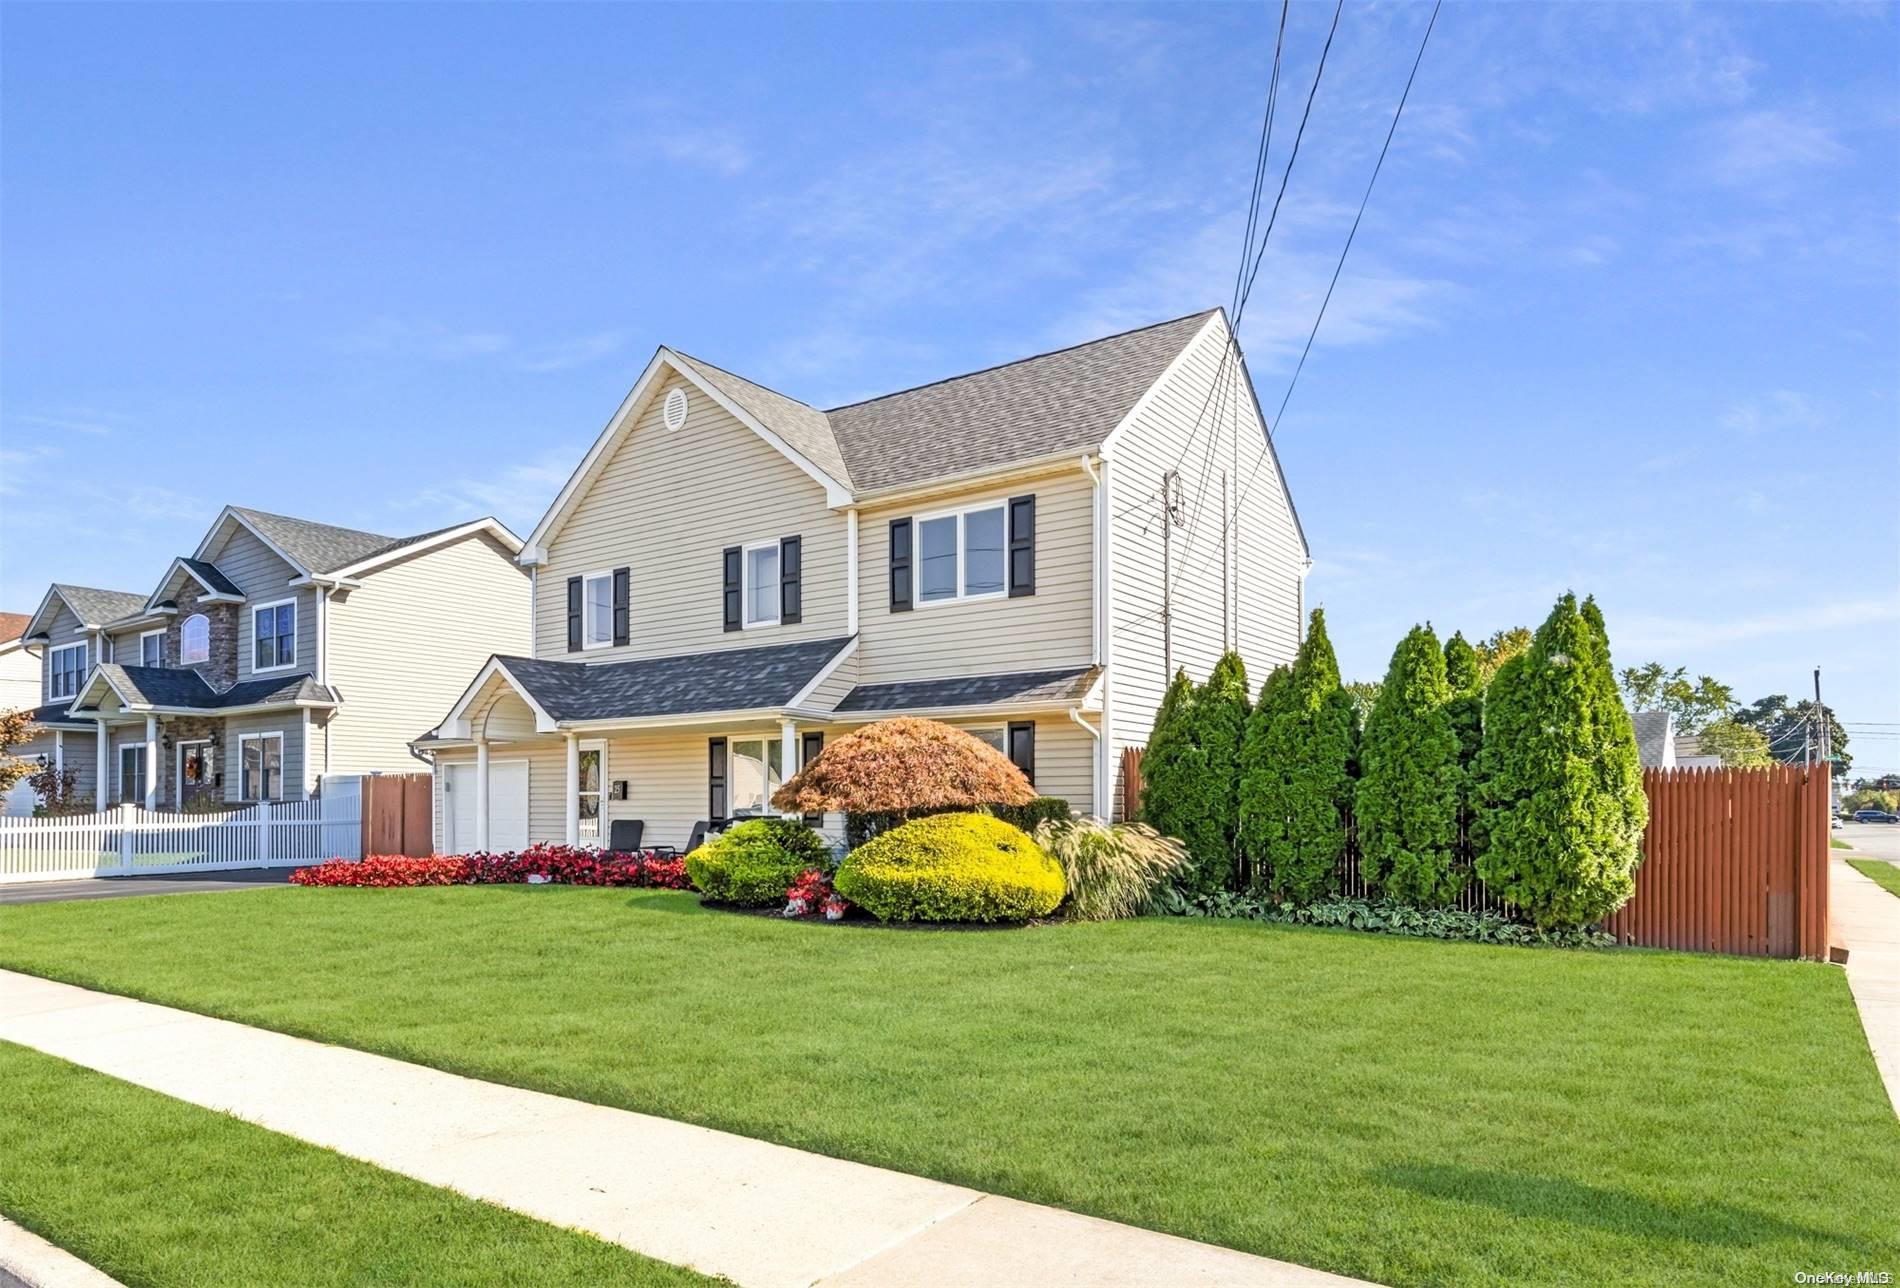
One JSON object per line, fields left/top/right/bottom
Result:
{"left": 583, "top": 571, "right": 614, "bottom": 649}
{"left": 914, "top": 502, "right": 1006, "bottom": 606}
{"left": 239, "top": 733, "right": 284, "bottom": 800}
{"left": 48, "top": 642, "right": 87, "bottom": 699}
{"left": 253, "top": 599, "right": 296, "bottom": 671}
{"left": 743, "top": 540, "right": 780, "bottom": 627}
{"left": 119, "top": 743, "right": 147, "bottom": 805}
{"left": 729, "top": 737, "right": 784, "bottom": 816}
{"left": 139, "top": 629, "right": 164, "bottom": 668}
{"left": 180, "top": 613, "right": 210, "bottom": 665}
{"left": 967, "top": 726, "right": 1007, "bottom": 756}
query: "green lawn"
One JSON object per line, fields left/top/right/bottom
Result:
{"left": 0, "top": 1040, "right": 709, "bottom": 1287}
{"left": 1, "top": 888, "right": 1894, "bottom": 1287}
{"left": 1850, "top": 857, "right": 1900, "bottom": 899}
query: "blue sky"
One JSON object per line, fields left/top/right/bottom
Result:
{"left": 4, "top": 3, "right": 1896, "bottom": 764}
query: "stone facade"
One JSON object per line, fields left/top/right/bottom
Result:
{"left": 165, "top": 580, "right": 239, "bottom": 692}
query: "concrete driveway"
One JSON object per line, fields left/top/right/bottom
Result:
{"left": 0, "top": 868, "right": 294, "bottom": 906}
{"left": 1839, "top": 821, "right": 1900, "bottom": 863}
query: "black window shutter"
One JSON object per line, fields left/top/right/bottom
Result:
{"left": 721, "top": 547, "right": 742, "bottom": 632}
{"left": 1008, "top": 495, "right": 1036, "bottom": 598}
{"left": 800, "top": 731, "right": 825, "bottom": 825}
{"left": 612, "top": 568, "right": 630, "bottom": 646}
{"left": 780, "top": 536, "right": 802, "bottom": 625}
{"left": 708, "top": 737, "right": 728, "bottom": 821}
{"left": 1007, "top": 721, "right": 1036, "bottom": 786}
{"left": 566, "top": 577, "right": 583, "bottom": 652}
{"left": 889, "top": 518, "right": 912, "bottom": 612}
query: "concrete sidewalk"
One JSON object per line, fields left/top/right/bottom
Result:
{"left": 1831, "top": 858, "right": 1900, "bottom": 1117}
{"left": 0, "top": 969, "right": 1364, "bottom": 1288}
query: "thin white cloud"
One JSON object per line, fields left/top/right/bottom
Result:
{"left": 517, "top": 331, "right": 627, "bottom": 374}
{"left": 337, "top": 317, "right": 511, "bottom": 360}
{"left": 1700, "top": 109, "right": 1849, "bottom": 186}
{"left": 652, "top": 128, "right": 752, "bottom": 177}
{"left": 1616, "top": 596, "right": 1900, "bottom": 653}
{"left": 1719, "top": 390, "right": 1820, "bottom": 436}
{"left": 398, "top": 446, "right": 584, "bottom": 537}
{"left": 9, "top": 410, "right": 124, "bottom": 436}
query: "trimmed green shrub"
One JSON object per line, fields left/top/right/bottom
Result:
{"left": 1148, "top": 888, "right": 1615, "bottom": 949}
{"left": 1357, "top": 624, "right": 1465, "bottom": 907}
{"left": 1035, "top": 817, "right": 1189, "bottom": 921}
{"left": 988, "top": 795, "right": 1073, "bottom": 834}
{"left": 1474, "top": 593, "right": 1647, "bottom": 929}
{"left": 1138, "top": 669, "right": 1200, "bottom": 841}
{"left": 1238, "top": 609, "right": 1356, "bottom": 904}
{"left": 1180, "top": 651, "right": 1250, "bottom": 892}
{"left": 1442, "top": 630, "right": 1484, "bottom": 766}
{"left": 685, "top": 818, "right": 834, "bottom": 907}
{"left": 833, "top": 812, "right": 1064, "bottom": 923}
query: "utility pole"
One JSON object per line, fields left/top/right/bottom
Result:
{"left": 1161, "top": 469, "right": 1184, "bottom": 681}
{"left": 1221, "top": 469, "right": 1231, "bottom": 652}
{"left": 1814, "top": 669, "right": 1832, "bottom": 799}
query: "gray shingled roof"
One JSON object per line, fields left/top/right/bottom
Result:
{"left": 1632, "top": 710, "right": 1674, "bottom": 768}
{"left": 76, "top": 664, "right": 337, "bottom": 712}
{"left": 834, "top": 665, "right": 1101, "bottom": 714}
{"left": 494, "top": 637, "right": 854, "bottom": 724}
{"left": 665, "top": 310, "right": 1217, "bottom": 497}
{"left": 827, "top": 310, "right": 1216, "bottom": 492}
{"left": 20, "top": 699, "right": 85, "bottom": 728}
{"left": 178, "top": 558, "right": 243, "bottom": 596}
{"left": 229, "top": 507, "right": 411, "bottom": 575}
{"left": 53, "top": 585, "right": 149, "bottom": 627}
{"left": 672, "top": 353, "right": 855, "bottom": 488}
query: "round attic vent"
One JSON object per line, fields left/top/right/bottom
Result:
{"left": 663, "top": 387, "right": 689, "bottom": 431}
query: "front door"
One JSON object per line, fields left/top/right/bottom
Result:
{"left": 177, "top": 740, "right": 217, "bottom": 810}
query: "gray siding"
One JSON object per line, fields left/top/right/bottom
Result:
{"left": 222, "top": 712, "right": 305, "bottom": 802}
{"left": 1106, "top": 314, "right": 1304, "bottom": 815}
{"left": 38, "top": 600, "right": 94, "bottom": 707}
{"left": 12, "top": 727, "right": 98, "bottom": 807}
{"left": 534, "top": 370, "right": 849, "bottom": 663}
{"left": 326, "top": 532, "right": 530, "bottom": 776}
{"left": 203, "top": 524, "right": 317, "bottom": 682}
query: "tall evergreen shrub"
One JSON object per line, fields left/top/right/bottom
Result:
{"left": 1442, "top": 631, "right": 1484, "bottom": 766}
{"left": 1180, "top": 652, "right": 1250, "bottom": 892}
{"left": 1238, "top": 609, "right": 1356, "bottom": 903}
{"left": 1139, "top": 669, "right": 1201, "bottom": 845}
{"left": 1474, "top": 593, "right": 1648, "bottom": 929}
{"left": 1357, "top": 624, "right": 1464, "bottom": 906}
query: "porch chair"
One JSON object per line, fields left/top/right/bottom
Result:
{"left": 607, "top": 819, "right": 644, "bottom": 854}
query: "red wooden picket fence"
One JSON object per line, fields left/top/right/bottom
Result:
{"left": 1119, "top": 751, "right": 1833, "bottom": 959}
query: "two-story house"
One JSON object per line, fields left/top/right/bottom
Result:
{"left": 416, "top": 308, "right": 1311, "bottom": 853}
{"left": 15, "top": 506, "right": 528, "bottom": 812}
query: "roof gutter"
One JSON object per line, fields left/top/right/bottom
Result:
{"left": 848, "top": 449, "right": 1098, "bottom": 510}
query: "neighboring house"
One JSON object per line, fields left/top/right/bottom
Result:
{"left": 2, "top": 612, "right": 42, "bottom": 816}
{"left": 416, "top": 308, "right": 1310, "bottom": 853}
{"left": 1669, "top": 732, "right": 1722, "bottom": 770}
{"left": 14, "top": 506, "right": 528, "bottom": 812}
{"left": 1633, "top": 710, "right": 1722, "bottom": 769}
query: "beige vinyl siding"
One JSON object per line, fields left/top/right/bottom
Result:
{"left": 0, "top": 644, "right": 41, "bottom": 710}
{"left": 797, "top": 650, "right": 858, "bottom": 713}
{"left": 325, "top": 532, "right": 530, "bottom": 776}
{"left": 221, "top": 713, "right": 304, "bottom": 802}
{"left": 1107, "top": 316, "right": 1303, "bottom": 816}
{"left": 534, "top": 371, "right": 849, "bottom": 663}
{"left": 202, "top": 525, "right": 315, "bottom": 681}
{"left": 856, "top": 466, "right": 1096, "bottom": 685}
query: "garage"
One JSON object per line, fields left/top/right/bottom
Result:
{"left": 443, "top": 760, "right": 529, "bottom": 853}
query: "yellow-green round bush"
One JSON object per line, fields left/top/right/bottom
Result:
{"left": 685, "top": 818, "right": 832, "bottom": 907}
{"left": 834, "top": 812, "right": 1064, "bottom": 923}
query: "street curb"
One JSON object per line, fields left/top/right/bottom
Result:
{"left": 0, "top": 1217, "right": 122, "bottom": 1288}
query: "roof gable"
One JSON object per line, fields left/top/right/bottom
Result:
{"left": 24, "top": 584, "right": 149, "bottom": 638}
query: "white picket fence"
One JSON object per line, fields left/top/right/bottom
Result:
{"left": 0, "top": 777, "right": 361, "bottom": 884}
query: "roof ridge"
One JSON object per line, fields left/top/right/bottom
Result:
{"left": 232, "top": 504, "right": 397, "bottom": 543}
{"left": 822, "top": 307, "right": 1221, "bottom": 413}
{"left": 669, "top": 350, "right": 825, "bottom": 414}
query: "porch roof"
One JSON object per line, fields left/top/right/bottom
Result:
{"left": 70, "top": 664, "right": 338, "bottom": 716}
{"left": 833, "top": 664, "right": 1102, "bottom": 716}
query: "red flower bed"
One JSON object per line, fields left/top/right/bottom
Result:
{"left": 291, "top": 844, "right": 693, "bottom": 890}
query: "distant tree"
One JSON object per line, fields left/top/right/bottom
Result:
{"left": 0, "top": 707, "right": 39, "bottom": 795}
{"left": 1842, "top": 788, "right": 1899, "bottom": 815}
{"left": 1238, "top": 609, "right": 1356, "bottom": 903}
{"left": 1356, "top": 625, "right": 1463, "bottom": 906}
{"left": 1342, "top": 681, "right": 1382, "bottom": 727}
{"left": 1474, "top": 593, "right": 1646, "bottom": 930}
{"left": 1733, "top": 695, "right": 1853, "bottom": 778}
{"left": 1616, "top": 662, "right": 1735, "bottom": 733}
{"left": 1693, "top": 718, "right": 1773, "bottom": 768}
{"left": 1139, "top": 669, "right": 1201, "bottom": 844}
{"left": 1473, "top": 627, "right": 1532, "bottom": 686}
{"left": 1181, "top": 652, "right": 1251, "bottom": 892}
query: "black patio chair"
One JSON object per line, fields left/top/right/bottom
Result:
{"left": 607, "top": 819, "right": 644, "bottom": 854}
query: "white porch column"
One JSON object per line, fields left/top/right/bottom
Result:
{"left": 95, "top": 720, "right": 109, "bottom": 805}
{"left": 564, "top": 731, "right": 580, "bottom": 847}
{"left": 301, "top": 709, "right": 312, "bottom": 800}
{"left": 53, "top": 731, "right": 63, "bottom": 776}
{"left": 475, "top": 737, "right": 491, "bottom": 852}
{"left": 144, "top": 715, "right": 159, "bottom": 811}
{"left": 779, "top": 719, "right": 797, "bottom": 819}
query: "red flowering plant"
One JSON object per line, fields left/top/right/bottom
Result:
{"left": 782, "top": 867, "right": 850, "bottom": 921}
{"left": 291, "top": 845, "right": 695, "bottom": 891}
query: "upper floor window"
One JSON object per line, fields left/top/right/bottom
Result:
{"left": 49, "top": 642, "right": 87, "bottom": 699}
{"left": 583, "top": 572, "right": 613, "bottom": 649}
{"left": 743, "top": 542, "right": 780, "bottom": 627}
{"left": 139, "top": 630, "right": 164, "bottom": 668}
{"left": 180, "top": 614, "right": 210, "bottom": 665}
{"left": 917, "top": 503, "right": 1005, "bottom": 605}
{"left": 254, "top": 600, "right": 296, "bottom": 671}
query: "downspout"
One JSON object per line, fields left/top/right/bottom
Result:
{"left": 316, "top": 587, "right": 333, "bottom": 779}
{"left": 1082, "top": 453, "right": 1113, "bottom": 819}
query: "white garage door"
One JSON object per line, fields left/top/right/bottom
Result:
{"left": 444, "top": 761, "right": 530, "bottom": 854}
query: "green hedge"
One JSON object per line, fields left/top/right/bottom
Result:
{"left": 834, "top": 812, "right": 1064, "bottom": 923}
{"left": 685, "top": 818, "right": 833, "bottom": 907}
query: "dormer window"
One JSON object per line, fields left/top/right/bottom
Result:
{"left": 49, "top": 642, "right": 87, "bottom": 699}
{"left": 253, "top": 599, "right": 296, "bottom": 671}
{"left": 140, "top": 629, "right": 164, "bottom": 668}
{"left": 180, "top": 614, "right": 210, "bottom": 665}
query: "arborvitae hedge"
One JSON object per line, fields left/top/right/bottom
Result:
{"left": 1238, "top": 609, "right": 1356, "bottom": 903}
{"left": 1474, "top": 592, "right": 1647, "bottom": 929}
{"left": 1182, "top": 652, "right": 1250, "bottom": 893}
{"left": 1442, "top": 631, "right": 1483, "bottom": 766}
{"left": 1236, "top": 663, "right": 1290, "bottom": 890}
{"left": 1139, "top": 669, "right": 1201, "bottom": 849}
{"left": 1356, "top": 624, "right": 1464, "bottom": 906}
